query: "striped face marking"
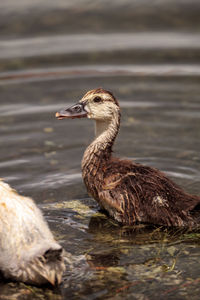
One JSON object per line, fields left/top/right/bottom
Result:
{"left": 80, "top": 89, "right": 119, "bottom": 121}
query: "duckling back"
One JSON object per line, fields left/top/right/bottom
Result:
{"left": 0, "top": 180, "right": 65, "bottom": 285}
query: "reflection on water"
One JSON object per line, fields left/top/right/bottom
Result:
{"left": 2, "top": 64, "right": 200, "bottom": 86}
{"left": 1, "top": 32, "right": 200, "bottom": 60}
{"left": 0, "top": 0, "right": 200, "bottom": 299}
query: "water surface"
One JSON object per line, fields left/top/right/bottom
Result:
{"left": 0, "top": 1, "right": 200, "bottom": 299}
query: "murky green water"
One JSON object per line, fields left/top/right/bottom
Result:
{"left": 0, "top": 1, "right": 200, "bottom": 299}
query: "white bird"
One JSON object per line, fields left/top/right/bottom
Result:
{"left": 0, "top": 179, "right": 65, "bottom": 285}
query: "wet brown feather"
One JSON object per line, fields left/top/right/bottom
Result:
{"left": 81, "top": 89, "right": 200, "bottom": 227}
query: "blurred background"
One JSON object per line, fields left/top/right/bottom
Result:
{"left": 1, "top": 0, "right": 200, "bottom": 71}
{"left": 0, "top": 1, "right": 200, "bottom": 299}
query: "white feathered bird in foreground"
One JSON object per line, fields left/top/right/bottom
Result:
{"left": 0, "top": 180, "right": 65, "bottom": 285}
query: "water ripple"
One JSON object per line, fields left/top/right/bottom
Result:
{"left": 19, "top": 172, "right": 82, "bottom": 190}
{"left": 1, "top": 32, "right": 200, "bottom": 59}
{"left": 1, "top": 64, "right": 200, "bottom": 85}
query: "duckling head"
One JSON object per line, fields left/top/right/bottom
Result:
{"left": 56, "top": 88, "right": 119, "bottom": 121}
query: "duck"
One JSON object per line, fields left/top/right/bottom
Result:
{"left": 0, "top": 179, "right": 65, "bottom": 285}
{"left": 56, "top": 88, "right": 200, "bottom": 227}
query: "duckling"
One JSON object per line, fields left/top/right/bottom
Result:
{"left": 56, "top": 88, "right": 200, "bottom": 227}
{"left": 0, "top": 179, "right": 65, "bottom": 285}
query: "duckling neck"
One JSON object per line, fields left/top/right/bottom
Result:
{"left": 95, "top": 120, "right": 111, "bottom": 138}
{"left": 82, "top": 112, "right": 120, "bottom": 171}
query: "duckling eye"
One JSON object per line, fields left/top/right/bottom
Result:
{"left": 93, "top": 96, "right": 102, "bottom": 103}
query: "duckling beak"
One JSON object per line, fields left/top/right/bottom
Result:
{"left": 55, "top": 102, "right": 87, "bottom": 120}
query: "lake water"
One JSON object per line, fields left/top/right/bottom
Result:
{"left": 0, "top": 1, "right": 200, "bottom": 299}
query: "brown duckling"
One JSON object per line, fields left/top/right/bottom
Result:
{"left": 0, "top": 180, "right": 65, "bottom": 285}
{"left": 56, "top": 88, "right": 200, "bottom": 227}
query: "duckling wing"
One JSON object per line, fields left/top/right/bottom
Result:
{"left": 99, "top": 160, "right": 200, "bottom": 227}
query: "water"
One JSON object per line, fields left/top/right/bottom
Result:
{"left": 0, "top": 1, "right": 200, "bottom": 299}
